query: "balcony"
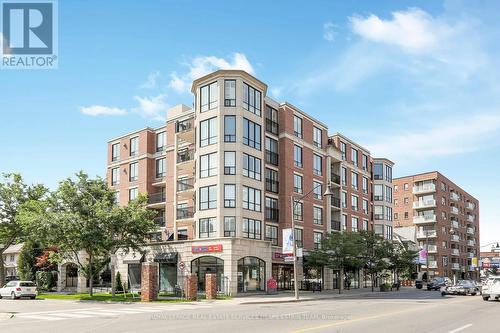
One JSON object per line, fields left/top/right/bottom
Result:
{"left": 148, "top": 192, "right": 166, "bottom": 206}
{"left": 451, "top": 220, "right": 459, "bottom": 229}
{"left": 450, "top": 192, "right": 459, "bottom": 202}
{"left": 413, "top": 199, "right": 436, "bottom": 210}
{"left": 331, "top": 196, "right": 341, "bottom": 209}
{"left": 417, "top": 229, "right": 437, "bottom": 239}
{"left": 422, "top": 261, "right": 438, "bottom": 269}
{"left": 331, "top": 220, "right": 341, "bottom": 231}
{"left": 413, "top": 215, "right": 436, "bottom": 224}
{"left": 468, "top": 252, "right": 474, "bottom": 259}
{"left": 331, "top": 173, "right": 341, "bottom": 185}
{"left": 427, "top": 245, "right": 438, "bottom": 253}
{"left": 177, "top": 178, "right": 195, "bottom": 192}
{"left": 413, "top": 183, "right": 436, "bottom": 195}
{"left": 451, "top": 234, "right": 460, "bottom": 242}
{"left": 175, "top": 119, "right": 195, "bottom": 142}
{"left": 265, "top": 150, "right": 279, "bottom": 166}
{"left": 466, "top": 202, "right": 475, "bottom": 210}
{"left": 154, "top": 216, "right": 165, "bottom": 227}
{"left": 467, "top": 239, "right": 475, "bottom": 246}
{"left": 265, "top": 179, "right": 279, "bottom": 193}
{"left": 451, "top": 248, "right": 459, "bottom": 256}
{"left": 451, "top": 263, "right": 460, "bottom": 270}
{"left": 466, "top": 227, "right": 474, "bottom": 235}
{"left": 450, "top": 206, "right": 459, "bottom": 215}
{"left": 177, "top": 149, "right": 194, "bottom": 163}
{"left": 265, "top": 207, "right": 279, "bottom": 222}
{"left": 265, "top": 118, "right": 279, "bottom": 135}
{"left": 176, "top": 207, "right": 194, "bottom": 220}
{"left": 467, "top": 215, "right": 475, "bottom": 222}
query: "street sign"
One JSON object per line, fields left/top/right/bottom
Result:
{"left": 178, "top": 261, "right": 186, "bottom": 271}
{"left": 284, "top": 256, "right": 295, "bottom": 262}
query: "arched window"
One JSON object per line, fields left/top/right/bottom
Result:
{"left": 191, "top": 256, "right": 224, "bottom": 292}
{"left": 237, "top": 256, "right": 266, "bottom": 292}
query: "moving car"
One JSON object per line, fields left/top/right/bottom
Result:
{"left": 0, "top": 281, "right": 38, "bottom": 300}
{"left": 427, "top": 277, "right": 452, "bottom": 291}
{"left": 441, "top": 280, "right": 477, "bottom": 296}
{"left": 482, "top": 276, "right": 500, "bottom": 301}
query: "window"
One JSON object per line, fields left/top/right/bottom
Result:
{"left": 130, "top": 137, "right": 138, "bottom": 156}
{"left": 351, "top": 148, "right": 358, "bottom": 166}
{"left": 199, "top": 185, "right": 217, "bottom": 210}
{"left": 111, "top": 167, "right": 119, "bottom": 186}
{"left": 385, "top": 165, "right": 392, "bottom": 182}
{"left": 313, "top": 181, "right": 322, "bottom": 200}
{"left": 243, "top": 218, "right": 261, "bottom": 239}
{"left": 200, "top": 117, "right": 217, "bottom": 147}
{"left": 294, "top": 145, "right": 303, "bottom": 168}
{"left": 200, "top": 153, "right": 217, "bottom": 178}
{"left": 243, "top": 118, "right": 261, "bottom": 150}
{"left": 155, "top": 158, "right": 166, "bottom": 178}
{"left": 293, "top": 115, "right": 303, "bottom": 138}
{"left": 374, "top": 206, "right": 384, "bottom": 220}
{"left": 351, "top": 172, "right": 358, "bottom": 190}
{"left": 114, "top": 191, "right": 120, "bottom": 205}
{"left": 351, "top": 217, "right": 359, "bottom": 232}
{"left": 265, "top": 225, "right": 278, "bottom": 246}
{"left": 362, "top": 199, "right": 369, "bottom": 214}
{"left": 224, "top": 184, "right": 236, "bottom": 208}
{"left": 129, "top": 188, "right": 138, "bottom": 201}
{"left": 313, "top": 206, "right": 323, "bottom": 225}
{"left": 404, "top": 183, "right": 409, "bottom": 191}
{"left": 386, "top": 226, "right": 393, "bottom": 240}
{"left": 385, "top": 186, "right": 393, "bottom": 203}
{"left": 362, "top": 177, "right": 368, "bottom": 194}
{"left": 340, "top": 141, "right": 346, "bottom": 160}
{"left": 386, "top": 206, "right": 393, "bottom": 221}
{"left": 342, "top": 214, "right": 347, "bottom": 230}
{"left": 404, "top": 197, "right": 409, "bottom": 204}
{"left": 265, "top": 168, "right": 279, "bottom": 193}
{"left": 293, "top": 201, "right": 303, "bottom": 221}
{"left": 314, "top": 232, "right": 322, "bottom": 249}
{"left": 362, "top": 154, "right": 368, "bottom": 171}
{"left": 243, "top": 153, "right": 262, "bottom": 180}
{"left": 394, "top": 199, "right": 398, "bottom": 206}
{"left": 313, "top": 127, "right": 322, "bottom": 147}
{"left": 404, "top": 212, "right": 409, "bottom": 219}
{"left": 199, "top": 218, "right": 216, "bottom": 238}
{"left": 341, "top": 167, "right": 347, "bottom": 186}
{"left": 394, "top": 213, "right": 399, "bottom": 220}
{"left": 129, "top": 162, "right": 138, "bottom": 182}
{"left": 111, "top": 143, "right": 120, "bottom": 161}
{"left": 313, "top": 154, "right": 322, "bottom": 176}
{"left": 295, "top": 228, "right": 303, "bottom": 248}
{"left": 200, "top": 81, "right": 218, "bottom": 112}
{"left": 224, "top": 80, "right": 236, "bottom": 107}
{"left": 156, "top": 132, "right": 165, "bottom": 152}
{"left": 265, "top": 106, "right": 279, "bottom": 135}
{"left": 224, "top": 151, "right": 236, "bottom": 175}
{"left": 265, "top": 197, "right": 279, "bottom": 222}
{"left": 394, "top": 185, "right": 398, "bottom": 192}
{"left": 243, "top": 83, "right": 261, "bottom": 116}
{"left": 363, "top": 220, "right": 369, "bottom": 231}
{"left": 224, "top": 116, "right": 236, "bottom": 142}
{"left": 351, "top": 195, "right": 358, "bottom": 211}
{"left": 224, "top": 217, "right": 236, "bottom": 237}
{"left": 265, "top": 137, "right": 279, "bottom": 166}
{"left": 294, "top": 174, "right": 303, "bottom": 194}
{"left": 341, "top": 191, "right": 347, "bottom": 208}
{"left": 373, "top": 163, "right": 383, "bottom": 180}
{"left": 242, "top": 186, "right": 261, "bottom": 211}
{"left": 374, "top": 184, "right": 383, "bottom": 201}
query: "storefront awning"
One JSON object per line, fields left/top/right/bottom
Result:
{"left": 121, "top": 251, "right": 144, "bottom": 264}
{"left": 153, "top": 252, "right": 178, "bottom": 263}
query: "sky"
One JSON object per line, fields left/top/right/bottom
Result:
{"left": 1, "top": 0, "right": 499, "bottom": 247}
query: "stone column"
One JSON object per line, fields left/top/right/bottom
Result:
{"left": 185, "top": 273, "right": 198, "bottom": 301}
{"left": 141, "top": 262, "right": 158, "bottom": 302}
{"left": 205, "top": 273, "right": 217, "bottom": 300}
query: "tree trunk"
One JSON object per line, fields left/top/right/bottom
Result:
{"left": 339, "top": 267, "right": 344, "bottom": 295}
{"left": 0, "top": 249, "right": 5, "bottom": 286}
{"left": 371, "top": 272, "right": 374, "bottom": 292}
{"left": 88, "top": 254, "right": 93, "bottom": 297}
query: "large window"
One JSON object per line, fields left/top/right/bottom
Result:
{"left": 385, "top": 185, "right": 393, "bottom": 203}
{"left": 341, "top": 167, "right": 347, "bottom": 186}
{"left": 199, "top": 218, "right": 216, "bottom": 238}
{"left": 224, "top": 151, "right": 236, "bottom": 175}
{"left": 129, "top": 162, "right": 138, "bottom": 182}
{"left": 313, "top": 181, "right": 322, "bottom": 200}
{"left": 224, "top": 116, "right": 236, "bottom": 142}
{"left": 243, "top": 153, "right": 261, "bottom": 180}
{"left": 351, "top": 148, "right": 358, "bottom": 166}
{"left": 340, "top": 141, "right": 346, "bottom": 160}
{"left": 362, "top": 177, "right": 368, "bottom": 194}
{"left": 265, "top": 137, "right": 279, "bottom": 166}
{"left": 130, "top": 137, "right": 138, "bottom": 156}
{"left": 243, "top": 186, "right": 261, "bottom": 212}
{"left": 243, "top": 218, "right": 261, "bottom": 239}
{"left": 200, "top": 152, "right": 217, "bottom": 178}
{"left": 155, "top": 158, "right": 166, "bottom": 178}
{"left": 224, "top": 184, "right": 236, "bottom": 208}
{"left": 111, "top": 167, "right": 119, "bottom": 186}
{"left": 294, "top": 145, "right": 303, "bottom": 168}
{"left": 373, "top": 163, "right": 383, "bottom": 180}
{"left": 111, "top": 143, "right": 120, "bottom": 161}
{"left": 293, "top": 174, "right": 303, "bottom": 194}
{"left": 293, "top": 116, "right": 303, "bottom": 138}
{"left": 265, "top": 225, "right": 278, "bottom": 246}
{"left": 314, "top": 232, "right": 322, "bottom": 249}
{"left": 313, "top": 154, "right": 322, "bottom": 176}
{"left": 156, "top": 132, "right": 165, "bottom": 152}
{"left": 293, "top": 201, "right": 303, "bottom": 221}
{"left": 374, "top": 184, "right": 383, "bottom": 201}
{"left": 243, "top": 83, "right": 261, "bottom": 116}
{"left": 199, "top": 185, "right": 217, "bottom": 210}
{"left": 200, "top": 117, "right": 217, "bottom": 147}
{"left": 313, "top": 206, "right": 323, "bottom": 225}
{"left": 265, "top": 106, "right": 279, "bottom": 135}
{"left": 351, "top": 195, "right": 358, "bottom": 211}
{"left": 363, "top": 199, "right": 369, "bottom": 214}
{"left": 351, "top": 217, "right": 359, "bottom": 232}
{"left": 265, "top": 168, "right": 279, "bottom": 193}
{"left": 265, "top": 197, "right": 279, "bottom": 222}
{"left": 200, "top": 81, "right": 218, "bottom": 112}
{"left": 313, "top": 127, "right": 322, "bottom": 148}
{"left": 385, "top": 165, "right": 393, "bottom": 182}
{"left": 374, "top": 206, "right": 384, "bottom": 220}
{"left": 224, "top": 217, "right": 236, "bottom": 237}
{"left": 351, "top": 172, "right": 358, "bottom": 190}
{"left": 129, "top": 188, "right": 138, "bottom": 201}
{"left": 243, "top": 118, "right": 261, "bottom": 150}
{"left": 386, "top": 206, "right": 393, "bottom": 221}
{"left": 362, "top": 154, "right": 368, "bottom": 171}
{"left": 224, "top": 80, "right": 236, "bottom": 107}
{"left": 295, "top": 228, "right": 303, "bottom": 248}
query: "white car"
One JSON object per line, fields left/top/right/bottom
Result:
{"left": 0, "top": 281, "right": 38, "bottom": 300}
{"left": 482, "top": 277, "right": 500, "bottom": 301}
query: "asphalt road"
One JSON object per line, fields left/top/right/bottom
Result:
{"left": 0, "top": 289, "right": 497, "bottom": 333}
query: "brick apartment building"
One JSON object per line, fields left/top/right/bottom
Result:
{"left": 106, "top": 70, "right": 393, "bottom": 295}
{"left": 393, "top": 172, "right": 480, "bottom": 281}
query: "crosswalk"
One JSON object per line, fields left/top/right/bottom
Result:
{"left": 14, "top": 304, "right": 213, "bottom": 322}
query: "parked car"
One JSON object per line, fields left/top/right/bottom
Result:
{"left": 0, "top": 281, "right": 38, "bottom": 299}
{"left": 482, "top": 277, "right": 500, "bottom": 301}
{"left": 427, "top": 277, "right": 452, "bottom": 291}
{"left": 441, "top": 280, "right": 477, "bottom": 296}
{"left": 471, "top": 280, "right": 482, "bottom": 295}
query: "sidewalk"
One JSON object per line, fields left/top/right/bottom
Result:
{"left": 231, "top": 287, "right": 415, "bottom": 305}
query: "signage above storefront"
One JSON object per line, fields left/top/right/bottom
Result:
{"left": 153, "top": 252, "right": 178, "bottom": 263}
{"left": 192, "top": 244, "right": 223, "bottom": 254}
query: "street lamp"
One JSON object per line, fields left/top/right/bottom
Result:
{"left": 291, "top": 182, "right": 334, "bottom": 300}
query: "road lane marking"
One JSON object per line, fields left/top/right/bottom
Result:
{"left": 19, "top": 314, "right": 64, "bottom": 321}
{"left": 448, "top": 324, "right": 473, "bottom": 333}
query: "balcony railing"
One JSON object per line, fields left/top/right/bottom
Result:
{"left": 466, "top": 227, "right": 474, "bottom": 235}
{"left": 331, "top": 196, "right": 341, "bottom": 208}
{"left": 154, "top": 216, "right": 165, "bottom": 227}
{"left": 177, "top": 149, "right": 194, "bottom": 163}
{"left": 467, "top": 215, "right": 474, "bottom": 222}
{"left": 331, "top": 173, "right": 341, "bottom": 185}
{"left": 148, "top": 192, "right": 166, "bottom": 204}
{"left": 265, "top": 118, "right": 279, "bottom": 135}
{"left": 451, "top": 234, "right": 460, "bottom": 242}
{"left": 265, "top": 150, "right": 279, "bottom": 166}
{"left": 265, "top": 179, "right": 279, "bottom": 193}
{"left": 265, "top": 207, "right": 279, "bottom": 222}
{"left": 413, "top": 183, "right": 436, "bottom": 194}
{"left": 176, "top": 207, "right": 194, "bottom": 220}
{"left": 467, "top": 239, "right": 475, "bottom": 246}
{"left": 422, "top": 261, "right": 438, "bottom": 269}
{"left": 451, "top": 263, "right": 460, "bottom": 270}
{"left": 466, "top": 202, "right": 475, "bottom": 210}
{"left": 177, "top": 178, "right": 195, "bottom": 192}
{"left": 176, "top": 119, "right": 193, "bottom": 133}
{"left": 427, "top": 245, "right": 437, "bottom": 253}
{"left": 331, "top": 220, "right": 341, "bottom": 231}
{"left": 413, "top": 199, "right": 436, "bottom": 209}
{"left": 451, "top": 220, "right": 459, "bottom": 228}
{"left": 450, "top": 206, "right": 459, "bottom": 215}
{"left": 417, "top": 229, "right": 437, "bottom": 238}
{"left": 413, "top": 215, "right": 437, "bottom": 224}
{"left": 468, "top": 252, "right": 474, "bottom": 259}
{"left": 451, "top": 248, "right": 459, "bottom": 256}
{"left": 450, "top": 192, "right": 459, "bottom": 201}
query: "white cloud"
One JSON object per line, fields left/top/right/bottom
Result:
{"left": 80, "top": 105, "right": 127, "bottom": 116}
{"left": 140, "top": 71, "right": 160, "bottom": 89}
{"left": 349, "top": 8, "right": 455, "bottom": 53}
{"left": 131, "top": 94, "right": 169, "bottom": 121}
{"left": 168, "top": 53, "right": 255, "bottom": 93}
{"left": 323, "top": 22, "right": 336, "bottom": 41}
{"left": 270, "top": 87, "right": 282, "bottom": 99}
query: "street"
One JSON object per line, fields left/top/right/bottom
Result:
{"left": 0, "top": 288, "right": 497, "bottom": 333}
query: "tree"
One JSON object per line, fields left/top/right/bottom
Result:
{"left": 0, "top": 173, "right": 46, "bottom": 285}
{"left": 35, "top": 247, "right": 60, "bottom": 272}
{"left": 17, "top": 241, "right": 42, "bottom": 281}
{"left": 388, "top": 241, "right": 419, "bottom": 283}
{"left": 309, "top": 231, "right": 365, "bottom": 294}
{"left": 359, "top": 231, "right": 393, "bottom": 292}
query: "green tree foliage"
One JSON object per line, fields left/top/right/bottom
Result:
{"left": 359, "top": 231, "right": 393, "bottom": 291}
{"left": 387, "top": 241, "right": 418, "bottom": 281}
{"left": 115, "top": 271, "right": 124, "bottom": 293}
{"left": 17, "top": 241, "right": 42, "bottom": 281}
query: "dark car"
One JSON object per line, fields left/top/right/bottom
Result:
{"left": 427, "top": 277, "right": 452, "bottom": 291}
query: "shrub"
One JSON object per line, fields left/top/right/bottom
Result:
{"left": 36, "top": 271, "right": 54, "bottom": 291}
{"left": 115, "top": 272, "right": 124, "bottom": 292}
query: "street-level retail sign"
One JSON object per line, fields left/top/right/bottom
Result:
{"left": 192, "top": 244, "right": 223, "bottom": 254}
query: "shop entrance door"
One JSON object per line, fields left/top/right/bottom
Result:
{"left": 272, "top": 264, "right": 293, "bottom": 290}
{"left": 159, "top": 263, "right": 177, "bottom": 293}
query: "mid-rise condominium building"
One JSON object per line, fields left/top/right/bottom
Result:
{"left": 106, "top": 70, "right": 393, "bottom": 295}
{"left": 393, "top": 172, "right": 480, "bottom": 281}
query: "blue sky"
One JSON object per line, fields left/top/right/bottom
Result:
{"left": 1, "top": 0, "right": 499, "bottom": 247}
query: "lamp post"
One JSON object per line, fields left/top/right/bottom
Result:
{"left": 291, "top": 182, "right": 334, "bottom": 300}
{"left": 449, "top": 227, "right": 456, "bottom": 284}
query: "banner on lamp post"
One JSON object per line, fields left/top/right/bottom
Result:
{"left": 282, "top": 228, "right": 294, "bottom": 254}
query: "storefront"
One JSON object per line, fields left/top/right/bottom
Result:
{"left": 191, "top": 256, "right": 224, "bottom": 292}
{"left": 272, "top": 264, "right": 293, "bottom": 290}
{"left": 154, "top": 252, "right": 178, "bottom": 293}
{"left": 237, "top": 256, "right": 266, "bottom": 292}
